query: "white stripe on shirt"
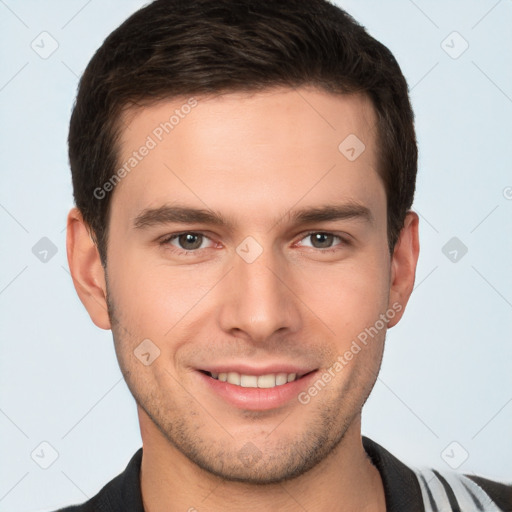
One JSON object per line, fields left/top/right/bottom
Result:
{"left": 413, "top": 467, "right": 504, "bottom": 511}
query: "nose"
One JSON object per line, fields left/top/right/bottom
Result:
{"left": 216, "top": 243, "right": 302, "bottom": 344}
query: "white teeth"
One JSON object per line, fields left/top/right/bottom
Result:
{"left": 240, "top": 374, "right": 258, "bottom": 387}
{"left": 276, "top": 373, "right": 288, "bottom": 386}
{"left": 257, "top": 374, "right": 276, "bottom": 388}
{"left": 210, "top": 371, "right": 299, "bottom": 388}
{"left": 227, "top": 372, "right": 240, "bottom": 385}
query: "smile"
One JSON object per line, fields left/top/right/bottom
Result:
{"left": 206, "top": 371, "right": 300, "bottom": 388}
{"left": 197, "top": 365, "right": 318, "bottom": 410}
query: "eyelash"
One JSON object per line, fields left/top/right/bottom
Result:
{"left": 159, "top": 230, "right": 350, "bottom": 255}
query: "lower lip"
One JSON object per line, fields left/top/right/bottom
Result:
{"left": 197, "top": 371, "right": 318, "bottom": 411}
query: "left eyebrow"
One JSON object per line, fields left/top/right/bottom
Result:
{"left": 283, "top": 203, "right": 373, "bottom": 226}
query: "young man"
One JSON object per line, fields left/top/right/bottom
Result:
{"left": 60, "top": 0, "right": 511, "bottom": 510}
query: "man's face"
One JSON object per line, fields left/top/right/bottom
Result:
{"left": 105, "top": 87, "right": 396, "bottom": 482}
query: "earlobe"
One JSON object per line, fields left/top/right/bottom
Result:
{"left": 387, "top": 211, "right": 420, "bottom": 328}
{"left": 66, "top": 208, "right": 111, "bottom": 330}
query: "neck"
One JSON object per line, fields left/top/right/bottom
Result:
{"left": 138, "top": 411, "right": 386, "bottom": 512}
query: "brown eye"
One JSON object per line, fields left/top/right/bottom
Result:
{"left": 176, "top": 233, "right": 204, "bottom": 250}
{"left": 297, "top": 232, "right": 348, "bottom": 252}
{"left": 161, "top": 232, "right": 213, "bottom": 253}
{"left": 309, "top": 233, "right": 335, "bottom": 249}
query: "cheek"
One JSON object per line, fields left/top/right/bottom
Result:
{"left": 293, "top": 256, "right": 390, "bottom": 334}
{"left": 107, "top": 252, "right": 218, "bottom": 338}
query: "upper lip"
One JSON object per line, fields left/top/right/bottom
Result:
{"left": 198, "top": 364, "right": 317, "bottom": 378}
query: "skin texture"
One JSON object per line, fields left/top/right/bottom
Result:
{"left": 67, "top": 87, "right": 420, "bottom": 511}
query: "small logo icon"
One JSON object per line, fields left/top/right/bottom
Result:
{"left": 134, "top": 338, "right": 161, "bottom": 365}
{"left": 236, "top": 236, "right": 263, "bottom": 264}
{"left": 338, "top": 134, "right": 366, "bottom": 161}
{"left": 442, "top": 237, "right": 468, "bottom": 263}
{"left": 503, "top": 186, "right": 512, "bottom": 200}
{"left": 31, "top": 441, "right": 59, "bottom": 469}
{"left": 237, "top": 442, "right": 262, "bottom": 467}
{"left": 441, "top": 441, "right": 469, "bottom": 469}
{"left": 31, "top": 31, "right": 59, "bottom": 59}
{"left": 441, "top": 31, "right": 469, "bottom": 59}
{"left": 32, "top": 237, "right": 58, "bottom": 263}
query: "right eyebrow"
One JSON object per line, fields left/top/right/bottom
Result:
{"left": 133, "top": 205, "right": 234, "bottom": 230}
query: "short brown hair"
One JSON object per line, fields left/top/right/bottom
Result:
{"left": 69, "top": 0, "right": 417, "bottom": 264}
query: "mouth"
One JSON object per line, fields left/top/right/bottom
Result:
{"left": 196, "top": 363, "right": 319, "bottom": 410}
{"left": 200, "top": 370, "right": 311, "bottom": 389}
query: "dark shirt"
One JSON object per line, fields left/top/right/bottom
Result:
{"left": 54, "top": 436, "right": 512, "bottom": 511}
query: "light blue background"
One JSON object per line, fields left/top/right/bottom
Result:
{"left": 1, "top": 1, "right": 511, "bottom": 510}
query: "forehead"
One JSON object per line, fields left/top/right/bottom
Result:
{"left": 111, "top": 87, "right": 383, "bottom": 228}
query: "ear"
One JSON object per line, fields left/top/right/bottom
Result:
{"left": 387, "top": 211, "right": 420, "bottom": 328}
{"left": 66, "top": 208, "right": 111, "bottom": 330}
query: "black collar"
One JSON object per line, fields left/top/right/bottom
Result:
{"left": 362, "top": 435, "right": 424, "bottom": 511}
